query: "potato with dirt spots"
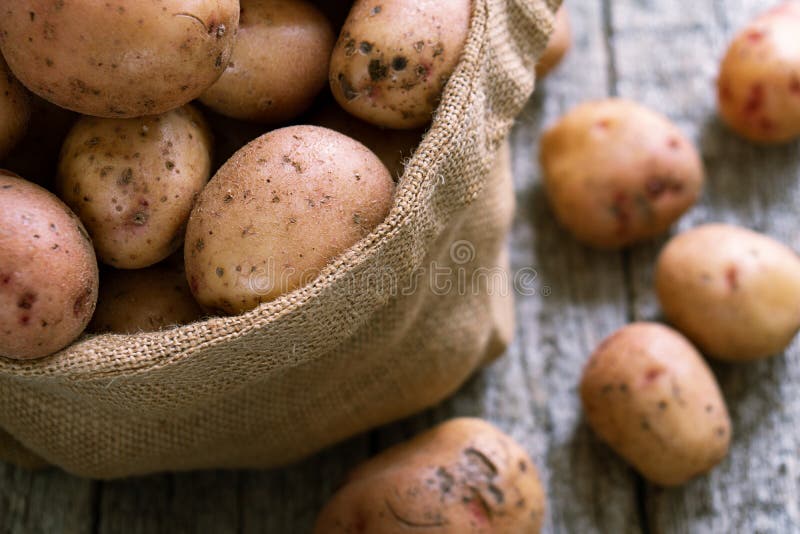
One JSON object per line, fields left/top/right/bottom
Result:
{"left": 581, "top": 323, "right": 731, "bottom": 487}
{"left": 185, "top": 125, "right": 394, "bottom": 314}
{"left": 0, "top": 171, "right": 98, "bottom": 360}
{"left": 656, "top": 224, "right": 800, "bottom": 361}
{"left": 329, "top": 0, "right": 471, "bottom": 129}
{"left": 540, "top": 99, "right": 705, "bottom": 249}
{"left": 0, "top": 0, "right": 240, "bottom": 118}
{"left": 200, "top": 0, "right": 335, "bottom": 124}
{"left": 536, "top": 6, "right": 571, "bottom": 79}
{"left": 717, "top": 2, "right": 800, "bottom": 144}
{"left": 56, "top": 105, "right": 213, "bottom": 270}
{"left": 0, "top": 58, "right": 30, "bottom": 160}
{"left": 314, "top": 418, "right": 546, "bottom": 534}
{"left": 90, "top": 261, "right": 203, "bottom": 334}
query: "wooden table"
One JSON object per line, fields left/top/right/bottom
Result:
{"left": 3, "top": 0, "right": 800, "bottom": 531}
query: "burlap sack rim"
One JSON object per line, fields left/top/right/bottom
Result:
{"left": 0, "top": 0, "right": 556, "bottom": 382}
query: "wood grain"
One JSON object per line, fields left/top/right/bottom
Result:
{"left": 2, "top": 1, "right": 797, "bottom": 532}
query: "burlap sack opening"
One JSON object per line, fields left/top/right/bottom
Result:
{"left": 0, "top": 0, "right": 559, "bottom": 478}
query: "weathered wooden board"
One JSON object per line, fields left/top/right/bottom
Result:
{"left": 2, "top": 1, "right": 798, "bottom": 532}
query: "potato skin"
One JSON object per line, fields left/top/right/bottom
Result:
{"left": 329, "top": 0, "right": 471, "bottom": 129}
{"left": 0, "top": 58, "right": 30, "bottom": 160}
{"left": 540, "top": 99, "right": 704, "bottom": 249}
{"left": 200, "top": 0, "right": 334, "bottom": 124}
{"left": 0, "top": 171, "right": 98, "bottom": 360}
{"left": 185, "top": 125, "right": 395, "bottom": 314}
{"left": 536, "top": 7, "right": 571, "bottom": 79}
{"left": 656, "top": 224, "right": 800, "bottom": 361}
{"left": 0, "top": 1, "right": 239, "bottom": 118}
{"left": 56, "top": 106, "right": 213, "bottom": 270}
{"left": 717, "top": 2, "right": 800, "bottom": 143}
{"left": 314, "top": 418, "right": 546, "bottom": 534}
{"left": 580, "top": 323, "right": 731, "bottom": 487}
{"left": 90, "top": 261, "right": 203, "bottom": 334}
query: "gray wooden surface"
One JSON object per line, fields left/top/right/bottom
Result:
{"left": 3, "top": 0, "right": 800, "bottom": 532}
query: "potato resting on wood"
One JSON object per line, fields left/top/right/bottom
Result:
{"left": 0, "top": 171, "right": 98, "bottom": 360}
{"left": 540, "top": 99, "right": 704, "bottom": 249}
{"left": 581, "top": 322, "right": 731, "bottom": 487}
{"left": 314, "top": 418, "right": 546, "bottom": 533}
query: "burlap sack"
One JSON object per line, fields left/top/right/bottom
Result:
{"left": 0, "top": 0, "right": 559, "bottom": 478}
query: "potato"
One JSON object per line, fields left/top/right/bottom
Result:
{"left": 717, "top": 2, "right": 800, "bottom": 143}
{"left": 314, "top": 418, "right": 546, "bottom": 534}
{"left": 329, "top": 0, "right": 471, "bottom": 129}
{"left": 0, "top": 171, "right": 98, "bottom": 360}
{"left": 580, "top": 323, "right": 731, "bottom": 487}
{"left": 56, "top": 105, "right": 213, "bottom": 270}
{"left": 0, "top": 58, "right": 30, "bottom": 160}
{"left": 0, "top": 1, "right": 240, "bottom": 118}
{"left": 1, "top": 94, "right": 76, "bottom": 188}
{"left": 185, "top": 125, "right": 394, "bottom": 314}
{"left": 536, "top": 7, "right": 571, "bottom": 79}
{"left": 200, "top": 0, "right": 334, "bottom": 124}
{"left": 540, "top": 99, "right": 705, "bottom": 249}
{"left": 90, "top": 261, "right": 203, "bottom": 334}
{"left": 656, "top": 224, "right": 800, "bottom": 361}
{"left": 309, "top": 98, "right": 424, "bottom": 179}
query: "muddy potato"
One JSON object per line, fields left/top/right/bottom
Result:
{"left": 314, "top": 418, "right": 546, "bottom": 534}
{"left": 0, "top": 171, "right": 98, "bottom": 360}
{"left": 90, "top": 262, "right": 203, "bottom": 334}
{"left": 57, "top": 105, "right": 213, "bottom": 270}
{"left": 0, "top": 1, "right": 239, "bottom": 118}
{"left": 540, "top": 99, "right": 705, "bottom": 249}
{"left": 200, "top": 0, "right": 334, "bottom": 124}
{"left": 185, "top": 125, "right": 394, "bottom": 314}
{"left": 0, "top": 58, "right": 30, "bottom": 160}
{"left": 718, "top": 2, "right": 800, "bottom": 143}
{"left": 656, "top": 224, "right": 800, "bottom": 361}
{"left": 329, "top": 0, "right": 471, "bottom": 129}
{"left": 309, "top": 98, "right": 423, "bottom": 179}
{"left": 536, "top": 6, "right": 571, "bottom": 79}
{"left": 581, "top": 323, "right": 731, "bottom": 487}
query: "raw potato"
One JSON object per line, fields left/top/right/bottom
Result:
{"left": 0, "top": 58, "right": 30, "bottom": 160}
{"left": 0, "top": 1, "right": 240, "bottom": 118}
{"left": 656, "top": 224, "right": 800, "bottom": 361}
{"left": 718, "top": 2, "right": 800, "bottom": 143}
{"left": 309, "top": 98, "right": 423, "bottom": 179}
{"left": 536, "top": 6, "right": 571, "bottom": 79}
{"left": 90, "top": 262, "right": 203, "bottom": 334}
{"left": 540, "top": 99, "right": 705, "bottom": 249}
{"left": 314, "top": 418, "right": 546, "bottom": 534}
{"left": 57, "top": 105, "right": 213, "bottom": 270}
{"left": 200, "top": 0, "right": 335, "bottom": 124}
{"left": 0, "top": 171, "right": 98, "bottom": 360}
{"left": 185, "top": 125, "right": 395, "bottom": 314}
{"left": 329, "top": 0, "right": 471, "bottom": 129}
{"left": 580, "top": 323, "right": 731, "bottom": 487}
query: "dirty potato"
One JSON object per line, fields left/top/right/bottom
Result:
{"left": 540, "top": 99, "right": 705, "bottom": 249}
{"left": 581, "top": 323, "right": 731, "bottom": 487}
{"left": 536, "top": 6, "right": 571, "bottom": 79}
{"left": 0, "top": 1, "right": 240, "bottom": 118}
{"left": 184, "top": 125, "right": 395, "bottom": 314}
{"left": 718, "top": 2, "right": 800, "bottom": 143}
{"left": 90, "top": 261, "right": 203, "bottom": 334}
{"left": 0, "top": 58, "right": 30, "bottom": 160}
{"left": 329, "top": 0, "right": 471, "bottom": 129}
{"left": 314, "top": 418, "right": 546, "bottom": 533}
{"left": 0, "top": 171, "right": 98, "bottom": 360}
{"left": 57, "top": 106, "right": 213, "bottom": 270}
{"left": 656, "top": 224, "right": 800, "bottom": 361}
{"left": 200, "top": 0, "right": 335, "bottom": 124}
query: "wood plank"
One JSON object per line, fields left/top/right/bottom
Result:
{"left": 609, "top": 0, "right": 800, "bottom": 531}
{"left": 0, "top": 463, "right": 95, "bottom": 534}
